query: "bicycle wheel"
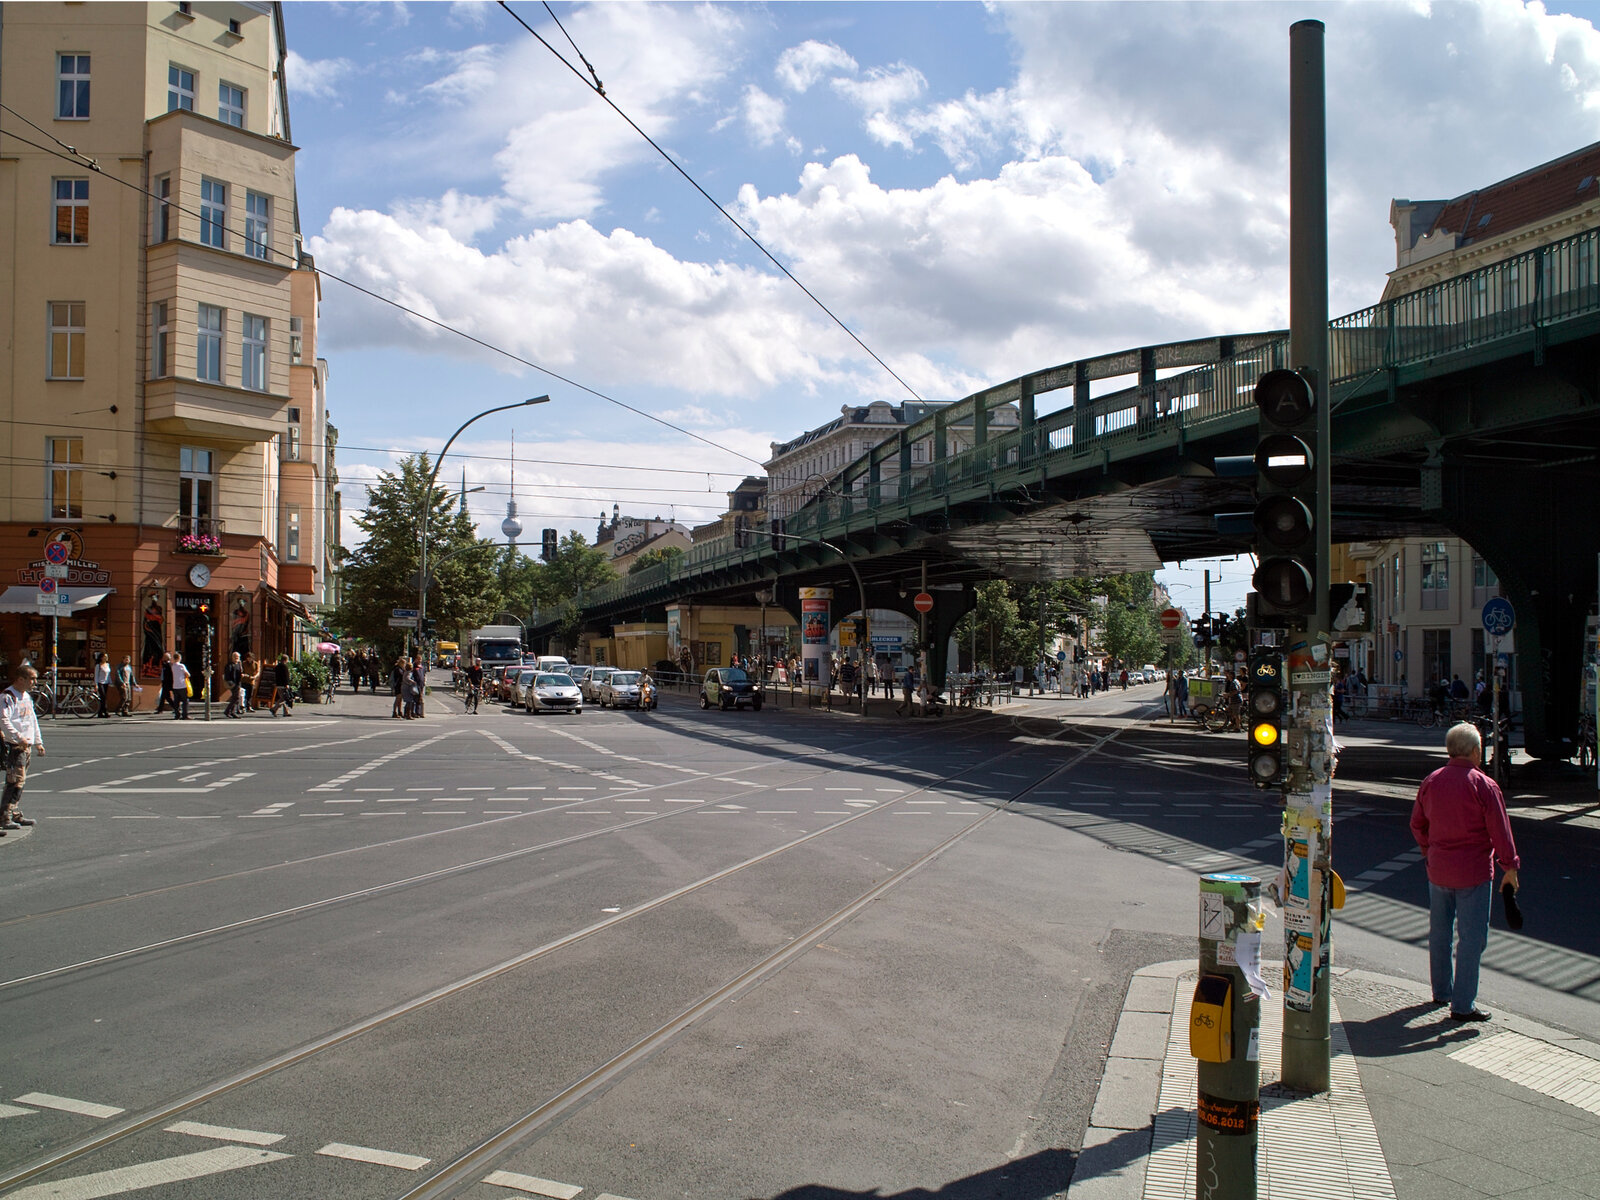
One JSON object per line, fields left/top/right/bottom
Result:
{"left": 1203, "top": 705, "right": 1232, "bottom": 733}
{"left": 1345, "top": 695, "right": 1367, "bottom": 719}
{"left": 1414, "top": 706, "right": 1437, "bottom": 728}
{"left": 68, "top": 687, "right": 98, "bottom": 717}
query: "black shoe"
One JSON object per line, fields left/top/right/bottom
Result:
{"left": 12, "top": 815, "right": 35, "bottom": 826}
{"left": 1449, "top": 1008, "right": 1492, "bottom": 1022}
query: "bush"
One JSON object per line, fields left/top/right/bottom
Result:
{"left": 290, "top": 652, "right": 332, "bottom": 693}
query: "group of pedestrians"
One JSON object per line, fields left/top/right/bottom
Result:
{"left": 392, "top": 656, "right": 428, "bottom": 719}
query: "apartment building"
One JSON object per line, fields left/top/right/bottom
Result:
{"left": 0, "top": 1, "right": 334, "bottom": 701}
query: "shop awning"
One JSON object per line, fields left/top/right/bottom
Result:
{"left": 0, "top": 587, "right": 111, "bottom": 614}
{"left": 258, "top": 583, "right": 314, "bottom": 622}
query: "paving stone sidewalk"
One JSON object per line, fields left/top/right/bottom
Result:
{"left": 1069, "top": 961, "right": 1600, "bottom": 1200}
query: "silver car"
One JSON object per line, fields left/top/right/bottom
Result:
{"left": 509, "top": 668, "right": 539, "bottom": 708}
{"left": 598, "top": 670, "right": 646, "bottom": 709}
{"left": 581, "top": 667, "right": 617, "bottom": 703}
{"left": 526, "top": 672, "right": 583, "bottom": 715}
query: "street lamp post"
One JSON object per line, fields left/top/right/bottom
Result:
{"left": 417, "top": 397, "right": 549, "bottom": 652}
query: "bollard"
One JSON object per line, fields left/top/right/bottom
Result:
{"left": 1192, "top": 873, "right": 1265, "bottom": 1200}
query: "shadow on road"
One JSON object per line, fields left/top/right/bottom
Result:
{"left": 748, "top": 1146, "right": 1075, "bottom": 1199}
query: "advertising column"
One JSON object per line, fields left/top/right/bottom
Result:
{"left": 799, "top": 587, "right": 832, "bottom": 692}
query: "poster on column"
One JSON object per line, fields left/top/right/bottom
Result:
{"left": 799, "top": 587, "right": 832, "bottom": 691}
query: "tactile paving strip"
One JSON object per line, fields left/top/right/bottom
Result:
{"left": 1450, "top": 1030, "right": 1600, "bottom": 1116}
{"left": 1144, "top": 974, "right": 1396, "bottom": 1200}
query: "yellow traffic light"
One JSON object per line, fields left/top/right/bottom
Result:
{"left": 1252, "top": 721, "right": 1279, "bottom": 747}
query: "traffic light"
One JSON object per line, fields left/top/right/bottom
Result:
{"left": 1251, "top": 368, "right": 1317, "bottom": 620}
{"left": 1193, "top": 615, "right": 1213, "bottom": 648}
{"left": 1246, "top": 650, "right": 1286, "bottom": 788}
{"left": 197, "top": 601, "right": 209, "bottom": 620}
{"left": 540, "top": 528, "right": 558, "bottom": 561}
{"left": 421, "top": 618, "right": 437, "bottom": 638}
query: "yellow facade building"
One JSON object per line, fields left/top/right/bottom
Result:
{"left": 0, "top": 1, "right": 334, "bottom": 703}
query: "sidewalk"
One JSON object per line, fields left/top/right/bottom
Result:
{"left": 1069, "top": 960, "right": 1600, "bottom": 1199}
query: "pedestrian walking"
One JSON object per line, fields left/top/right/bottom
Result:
{"left": 155, "top": 652, "right": 174, "bottom": 714}
{"left": 1410, "top": 722, "right": 1521, "bottom": 1022}
{"left": 271, "top": 654, "right": 293, "bottom": 716}
{"left": 0, "top": 664, "right": 46, "bottom": 835}
{"left": 169, "top": 653, "right": 191, "bottom": 719}
{"left": 116, "top": 654, "right": 137, "bottom": 715}
{"left": 411, "top": 657, "right": 427, "bottom": 718}
{"left": 93, "top": 651, "right": 112, "bottom": 717}
{"left": 243, "top": 652, "right": 261, "bottom": 714}
{"left": 898, "top": 665, "right": 915, "bottom": 716}
{"left": 391, "top": 659, "right": 406, "bottom": 718}
{"left": 223, "top": 652, "right": 245, "bottom": 717}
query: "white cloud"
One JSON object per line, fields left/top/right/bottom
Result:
{"left": 284, "top": 49, "right": 354, "bottom": 102}
{"left": 775, "top": 40, "right": 857, "bottom": 92}
{"left": 388, "top": 189, "right": 505, "bottom": 241}
{"left": 737, "top": 84, "right": 786, "bottom": 146}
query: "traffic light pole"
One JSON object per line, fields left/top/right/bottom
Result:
{"left": 1282, "top": 18, "right": 1334, "bottom": 1094}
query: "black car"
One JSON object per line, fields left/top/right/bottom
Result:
{"left": 700, "top": 666, "right": 762, "bottom": 711}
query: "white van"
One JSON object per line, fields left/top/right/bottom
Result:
{"left": 535, "top": 655, "right": 571, "bottom": 674}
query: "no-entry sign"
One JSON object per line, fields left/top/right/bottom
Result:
{"left": 913, "top": 592, "right": 934, "bottom": 613}
{"left": 1159, "top": 607, "right": 1184, "bottom": 630}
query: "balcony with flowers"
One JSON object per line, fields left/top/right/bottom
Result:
{"left": 174, "top": 516, "right": 227, "bottom": 557}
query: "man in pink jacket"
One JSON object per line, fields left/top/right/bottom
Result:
{"left": 1411, "top": 722, "right": 1521, "bottom": 1021}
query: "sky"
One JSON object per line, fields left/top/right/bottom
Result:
{"left": 281, "top": 0, "right": 1600, "bottom": 617}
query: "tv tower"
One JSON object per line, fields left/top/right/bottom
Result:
{"left": 501, "top": 430, "right": 523, "bottom": 546}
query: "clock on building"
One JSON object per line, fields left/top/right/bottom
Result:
{"left": 188, "top": 562, "right": 212, "bottom": 588}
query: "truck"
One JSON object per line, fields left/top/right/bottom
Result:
{"left": 466, "top": 625, "right": 524, "bottom": 667}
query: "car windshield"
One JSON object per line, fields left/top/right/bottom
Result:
{"left": 721, "top": 668, "right": 749, "bottom": 682}
{"left": 518, "top": 671, "right": 536, "bottom": 683}
{"left": 537, "top": 674, "right": 574, "bottom": 686}
{"left": 611, "top": 672, "right": 640, "bottom": 686}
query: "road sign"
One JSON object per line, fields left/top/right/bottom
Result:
{"left": 1394, "top": 649, "right": 1403, "bottom": 662}
{"left": 391, "top": 608, "right": 419, "bottom": 620}
{"left": 913, "top": 592, "right": 934, "bottom": 613}
{"left": 1159, "top": 626, "right": 1180, "bottom": 645}
{"left": 387, "top": 617, "right": 418, "bottom": 628}
{"left": 43, "top": 562, "right": 68, "bottom": 579}
{"left": 1057, "top": 650, "right": 1067, "bottom": 662}
{"left": 1159, "top": 607, "right": 1184, "bottom": 630}
{"left": 1234, "top": 650, "right": 1247, "bottom": 664}
{"left": 35, "top": 593, "right": 60, "bottom": 608}
{"left": 1482, "top": 597, "right": 1516, "bottom": 638}
{"left": 38, "top": 577, "right": 56, "bottom": 594}
{"left": 44, "top": 541, "right": 68, "bottom": 565}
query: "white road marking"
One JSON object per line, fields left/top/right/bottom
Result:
{"left": 316, "top": 1142, "right": 430, "bottom": 1171}
{"left": 777, "top": 787, "right": 812, "bottom": 792}
{"left": 423, "top": 811, "right": 466, "bottom": 815}
{"left": 377, "top": 798, "right": 417, "bottom": 803}
{"left": 815, "top": 810, "right": 850, "bottom": 815}
{"left": 3, "top": 1145, "right": 288, "bottom": 1199}
{"left": 825, "top": 787, "right": 862, "bottom": 792}
{"left": 482, "top": 1170, "right": 583, "bottom": 1198}
{"left": 13, "top": 1093, "right": 126, "bottom": 1119}
{"left": 875, "top": 788, "right": 904, "bottom": 793}
{"left": 355, "top": 788, "right": 393, "bottom": 792}
{"left": 717, "top": 804, "right": 746, "bottom": 811}
{"left": 508, "top": 786, "right": 545, "bottom": 791}
{"left": 460, "top": 787, "right": 493, "bottom": 791}
{"left": 558, "top": 787, "right": 596, "bottom": 792}
{"left": 165, "top": 1120, "right": 285, "bottom": 1146}
{"left": 663, "top": 799, "right": 700, "bottom": 804}
{"left": 758, "top": 810, "right": 797, "bottom": 814}
{"left": 0, "top": 1103, "right": 37, "bottom": 1118}
{"left": 406, "top": 787, "right": 443, "bottom": 792}
{"left": 484, "top": 810, "right": 523, "bottom": 814}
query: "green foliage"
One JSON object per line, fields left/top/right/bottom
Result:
{"left": 1101, "top": 572, "right": 1162, "bottom": 668}
{"left": 629, "top": 546, "right": 685, "bottom": 575}
{"left": 537, "top": 533, "right": 617, "bottom": 606}
{"left": 332, "top": 454, "right": 502, "bottom": 652}
{"left": 289, "top": 652, "right": 331, "bottom": 692}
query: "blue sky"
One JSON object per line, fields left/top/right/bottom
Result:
{"left": 282, "top": 0, "right": 1600, "bottom": 615}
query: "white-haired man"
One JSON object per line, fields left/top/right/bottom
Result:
{"left": 1410, "top": 722, "right": 1521, "bottom": 1021}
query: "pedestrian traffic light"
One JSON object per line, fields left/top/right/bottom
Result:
{"left": 1251, "top": 368, "right": 1317, "bottom": 620}
{"left": 1246, "top": 650, "right": 1285, "bottom": 788}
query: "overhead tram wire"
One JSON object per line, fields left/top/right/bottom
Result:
{"left": 0, "top": 111, "right": 765, "bottom": 469}
{"left": 500, "top": 1, "right": 927, "bottom": 406}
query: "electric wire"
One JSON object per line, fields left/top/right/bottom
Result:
{"left": 498, "top": 0, "right": 928, "bottom": 405}
{"left": 0, "top": 116, "right": 765, "bottom": 468}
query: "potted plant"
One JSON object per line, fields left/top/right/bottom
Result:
{"left": 291, "top": 652, "right": 331, "bottom": 703}
{"left": 176, "top": 532, "right": 224, "bottom": 555}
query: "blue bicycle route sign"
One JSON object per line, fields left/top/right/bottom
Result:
{"left": 1481, "top": 597, "right": 1516, "bottom": 638}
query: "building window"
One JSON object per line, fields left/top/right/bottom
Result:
{"left": 241, "top": 314, "right": 267, "bottom": 390}
{"left": 1392, "top": 552, "right": 1403, "bottom": 607}
{"left": 179, "top": 447, "right": 214, "bottom": 532}
{"left": 48, "top": 437, "right": 83, "bottom": 520}
{"left": 286, "top": 406, "right": 301, "bottom": 460}
{"left": 48, "top": 302, "right": 85, "bottom": 379}
{"left": 200, "top": 178, "right": 226, "bottom": 249}
{"left": 1420, "top": 541, "right": 1449, "bottom": 611}
{"left": 167, "top": 64, "right": 195, "bottom": 112}
{"left": 286, "top": 507, "right": 301, "bottom": 561}
{"left": 197, "top": 304, "right": 224, "bottom": 382}
{"left": 244, "top": 191, "right": 270, "bottom": 259}
{"left": 58, "top": 55, "right": 90, "bottom": 119}
{"left": 1422, "top": 628, "right": 1451, "bottom": 689}
{"left": 218, "top": 83, "right": 245, "bottom": 127}
{"left": 52, "top": 179, "right": 89, "bottom": 244}
{"left": 1472, "top": 553, "right": 1498, "bottom": 592}
{"left": 152, "top": 302, "right": 170, "bottom": 378}
{"left": 289, "top": 316, "right": 303, "bottom": 364}
{"left": 155, "top": 175, "right": 172, "bottom": 242}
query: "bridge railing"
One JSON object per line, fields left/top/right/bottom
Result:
{"left": 586, "top": 227, "right": 1600, "bottom": 612}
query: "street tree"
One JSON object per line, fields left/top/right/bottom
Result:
{"left": 629, "top": 546, "right": 685, "bottom": 575}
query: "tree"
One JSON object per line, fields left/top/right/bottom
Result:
{"left": 333, "top": 454, "right": 501, "bottom": 651}
{"left": 629, "top": 546, "right": 685, "bottom": 575}
{"left": 1101, "top": 572, "right": 1162, "bottom": 669}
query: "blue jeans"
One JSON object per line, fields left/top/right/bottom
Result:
{"left": 1429, "top": 880, "right": 1491, "bottom": 1013}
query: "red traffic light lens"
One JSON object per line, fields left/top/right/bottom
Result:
{"left": 1254, "top": 496, "right": 1313, "bottom": 548}
{"left": 1254, "top": 369, "right": 1314, "bottom": 427}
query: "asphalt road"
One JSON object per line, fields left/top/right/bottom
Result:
{"left": 1, "top": 679, "right": 1594, "bottom": 1200}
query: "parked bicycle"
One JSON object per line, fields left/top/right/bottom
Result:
{"left": 34, "top": 678, "right": 97, "bottom": 718}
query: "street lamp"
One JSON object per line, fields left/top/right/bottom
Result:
{"left": 417, "top": 397, "right": 549, "bottom": 650}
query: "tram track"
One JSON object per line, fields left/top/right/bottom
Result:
{"left": 0, "top": 717, "right": 1121, "bottom": 1195}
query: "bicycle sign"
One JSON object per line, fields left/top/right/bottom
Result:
{"left": 1482, "top": 597, "right": 1516, "bottom": 638}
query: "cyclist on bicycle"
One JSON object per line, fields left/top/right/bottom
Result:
{"left": 1222, "top": 671, "right": 1243, "bottom": 731}
{"left": 464, "top": 657, "right": 484, "bottom": 714}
